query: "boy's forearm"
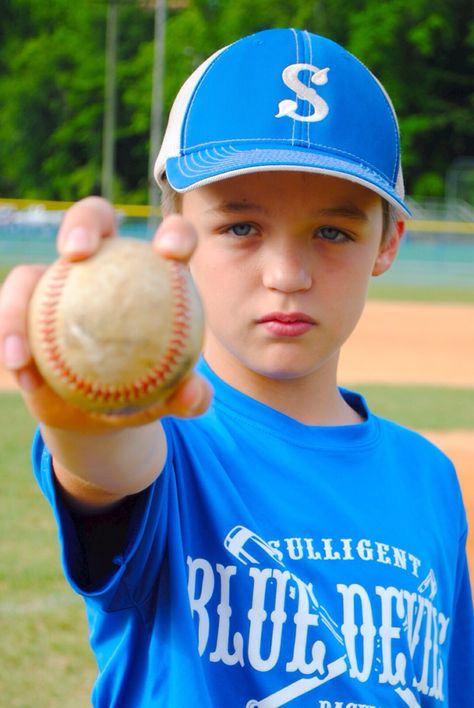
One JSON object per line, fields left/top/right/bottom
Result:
{"left": 40, "top": 421, "right": 167, "bottom": 512}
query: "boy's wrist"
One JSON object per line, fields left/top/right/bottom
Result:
{"left": 40, "top": 419, "right": 167, "bottom": 509}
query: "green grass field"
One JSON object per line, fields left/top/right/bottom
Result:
{"left": 1, "top": 382, "right": 473, "bottom": 706}
{"left": 346, "top": 384, "right": 474, "bottom": 430}
{"left": 368, "top": 280, "right": 474, "bottom": 304}
{"left": 0, "top": 393, "right": 95, "bottom": 706}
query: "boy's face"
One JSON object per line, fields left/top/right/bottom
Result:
{"left": 183, "top": 171, "right": 401, "bottom": 388}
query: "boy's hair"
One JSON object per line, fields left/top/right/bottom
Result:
{"left": 154, "top": 28, "right": 410, "bottom": 218}
{"left": 160, "top": 180, "right": 182, "bottom": 218}
{"left": 160, "top": 179, "right": 399, "bottom": 243}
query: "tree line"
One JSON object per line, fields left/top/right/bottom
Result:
{"left": 0, "top": 0, "right": 472, "bottom": 205}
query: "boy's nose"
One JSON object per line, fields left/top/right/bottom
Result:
{"left": 262, "top": 245, "right": 312, "bottom": 293}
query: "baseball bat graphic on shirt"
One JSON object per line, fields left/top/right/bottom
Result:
{"left": 224, "top": 525, "right": 347, "bottom": 706}
{"left": 223, "top": 526, "right": 421, "bottom": 708}
{"left": 224, "top": 525, "right": 344, "bottom": 647}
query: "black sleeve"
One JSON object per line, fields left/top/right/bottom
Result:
{"left": 68, "top": 493, "right": 144, "bottom": 591}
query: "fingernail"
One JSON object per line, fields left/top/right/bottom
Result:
{"left": 3, "top": 334, "right": 29, "bottom": 369}
{"left": 158, "top": 230, "right": 185, "bottom": 254}
{"left": 63, "top": 226, "right": 91, "bottom": 255}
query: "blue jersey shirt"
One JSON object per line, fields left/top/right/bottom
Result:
{"left": 33, "top": 360, "right": 474, "bottom": 707}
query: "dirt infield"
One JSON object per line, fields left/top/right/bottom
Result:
{"left": 1, "top": 300, "right": 473, "bottom": 571}
{"left": 339, "top": 300, "right": 474, "bottom": 387}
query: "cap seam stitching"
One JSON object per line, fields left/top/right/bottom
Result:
{"left": 291, "top": 27, "right": 298, "bottom": 145}
{"left": 305, "top": 29, "right": 312, "bottom": 147}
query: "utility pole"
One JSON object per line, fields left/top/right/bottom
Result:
{"left": 148, "top": 0, "right": 167, "bottom": 225}
{"left": 101, "top": 0, "right": 119, "bottom": 203}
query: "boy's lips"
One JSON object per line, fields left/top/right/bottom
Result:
{"left": 257, "top": 312, "right": 316, "bottom": 337}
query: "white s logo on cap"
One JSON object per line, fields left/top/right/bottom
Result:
{"left": 276, "top": 63, "right": 330, "bottom": 122}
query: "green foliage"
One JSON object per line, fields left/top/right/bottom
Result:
{"left": 345, "top": 0, "right": 473, "bottom": 199}
{"left": 0, "top": 0, "right": 105, "bottom": 199}
{"left": 0, "top": 0, "right": 471, "bottom": 203}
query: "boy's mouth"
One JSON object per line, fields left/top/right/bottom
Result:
{"left": 257, "top": 312, "right": 316, "bottom": 337}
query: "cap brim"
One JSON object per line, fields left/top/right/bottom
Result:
{"left": 164, "top": 145, "right": 411, "bottom": 217}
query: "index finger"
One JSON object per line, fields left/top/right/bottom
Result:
{"left": 57, "top": 196, "right": 117, "bottom": 261}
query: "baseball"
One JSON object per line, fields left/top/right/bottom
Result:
{"left": 28, "top": 237, "right": 204, "bottom": 415}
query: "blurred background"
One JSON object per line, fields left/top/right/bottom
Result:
{"left": 0, "top": 1, "right": 472, "bottom": 705}
{"left": 1, "top": 0, "right": 473, "bottom": 294}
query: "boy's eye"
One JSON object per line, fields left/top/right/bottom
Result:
{"left": 317, "top": 226, "right": 350, "bottom": 243}
{"left": 229, "top": 223, "right": 255, "bottom": 237}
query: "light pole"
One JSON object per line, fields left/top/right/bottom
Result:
{"left": 148, "top": 0, "right": 167, "bottom": 224}
{"left": 101, "top": 0, "right": 119, "bottom": 203}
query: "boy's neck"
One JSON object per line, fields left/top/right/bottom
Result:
{"left": 206, "top": 354, "right": 363, "bottom": 427}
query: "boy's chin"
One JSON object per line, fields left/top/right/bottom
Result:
{"left": 251, "top": 358, "right": 331, "bottom": 382}
{"left": 247, "top": 345, "right": 341, "bottom": 383}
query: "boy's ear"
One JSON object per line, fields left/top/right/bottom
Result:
{"left": 372, "top": 220, "right": 405, "bottom": 277}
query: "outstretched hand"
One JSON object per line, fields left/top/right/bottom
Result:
{"left": 0, "top": 197, "right": 212, "bottom": 432}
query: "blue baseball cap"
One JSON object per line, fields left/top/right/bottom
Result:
{"left": 155, "top": 28, "right": 410, "bottom": 216}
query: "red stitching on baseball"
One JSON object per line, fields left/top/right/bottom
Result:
{"left": 38, "top": 255, "right": 192, "bottom": 408}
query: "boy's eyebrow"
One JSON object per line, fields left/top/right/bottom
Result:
{"left": 315, "top": 203, "right": 369, "bottom": 221}
{"left": 207, "top": 200, "right": 268, "bottom": 215}
{"left": 207, "top": 200, "right": 370, "bottom": 220}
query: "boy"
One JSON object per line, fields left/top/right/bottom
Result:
{"left": 0, "top": 28, "right": 472, "bottom": 707}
